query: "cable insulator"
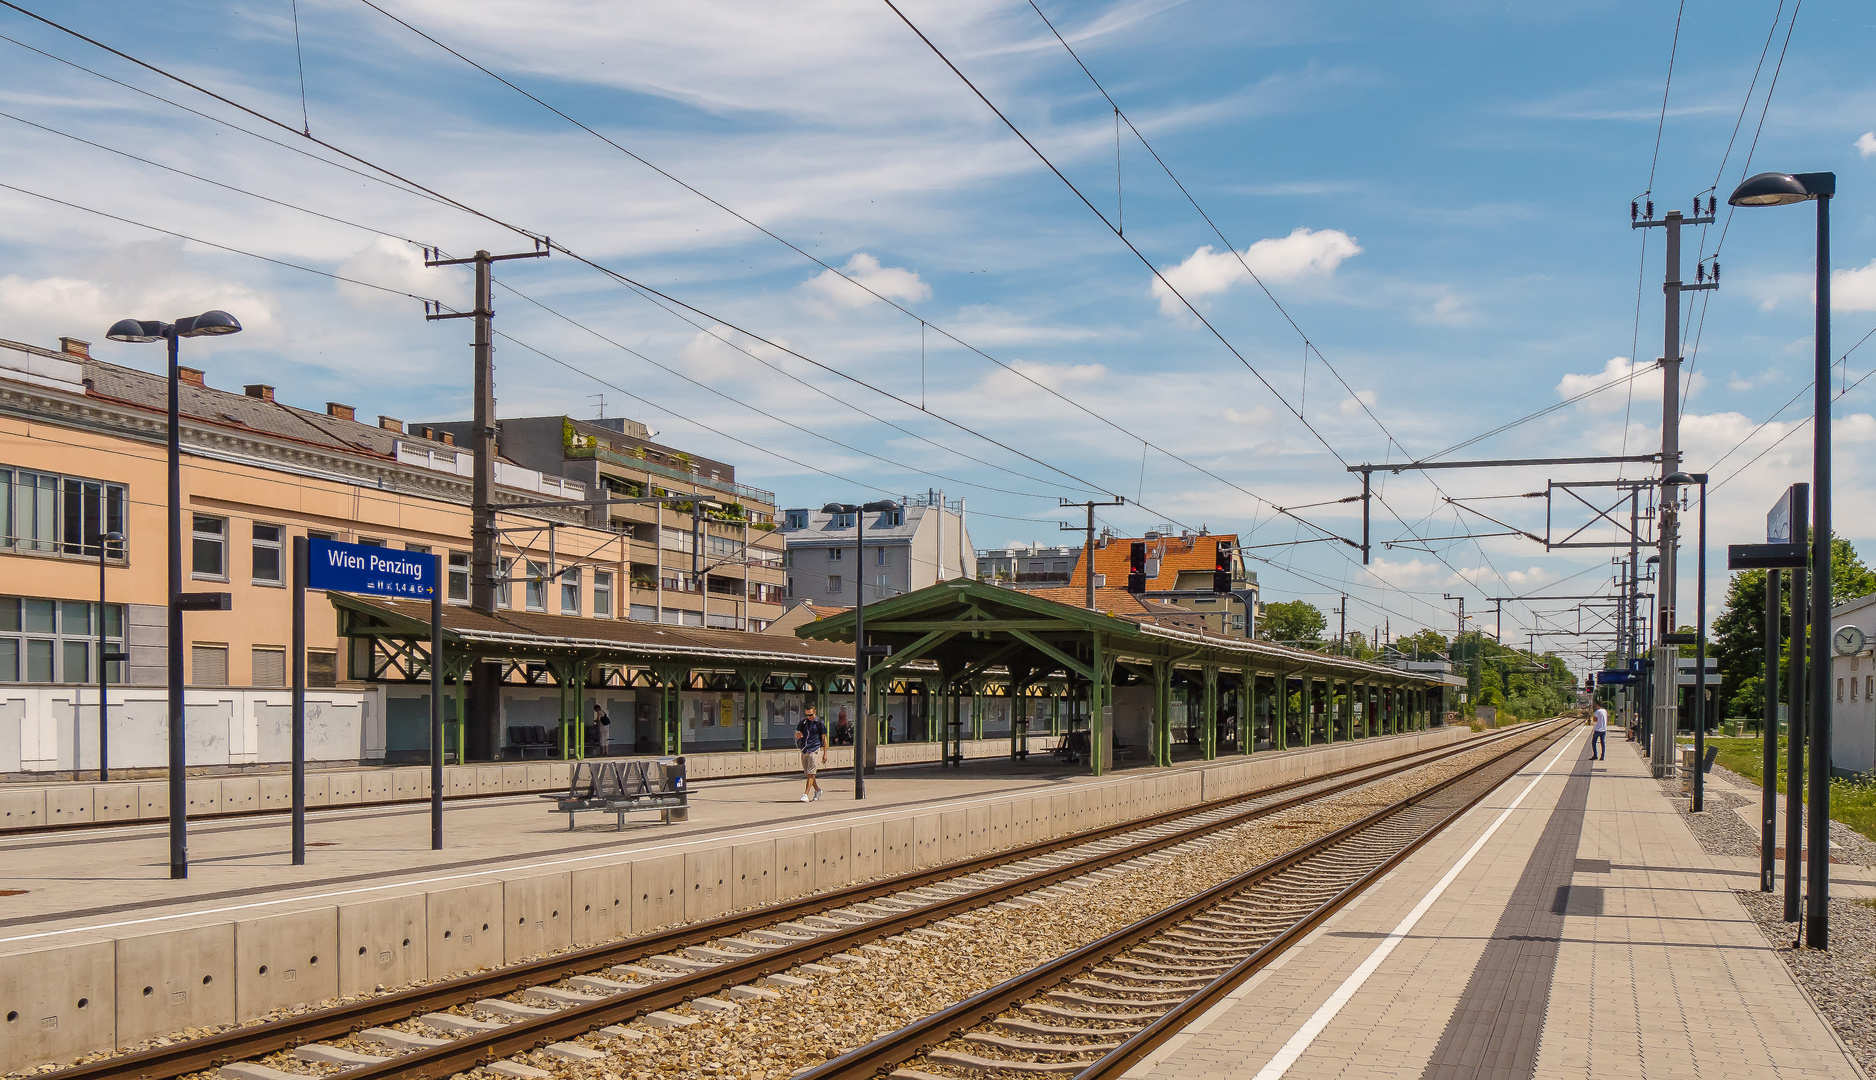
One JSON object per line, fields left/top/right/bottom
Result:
{"left": 1646, "top": 200, "right": 1654, "bottom": 219}
{"left": 1712, "top": 261, "right": 1720, "bottom": 283}
{"left": 1696, "top": 264, "right": 1704, "bottom": 283}
{"left": 1708, "top": 196, "right": 1717, "bottom": 215}
{"left": 1631, "top": 201, "right": 1639, "bottom": 222}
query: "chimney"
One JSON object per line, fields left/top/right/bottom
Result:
{"left": 178, "top": 367, "right": 205, "bottom": 387}
{"left": 439, "top": 431, "right": 455, "bottom": 446}
{"left": 59, "top": 337, "right": 91, "bottom": 359}
{"left": 326, "top": 402, "right": 355, "bottom": 421}
{"left": 378, "top": 415, "right": 403, "bottom": 433}
{"left": 243, "top": 384, "right": 275, "bottom": 401}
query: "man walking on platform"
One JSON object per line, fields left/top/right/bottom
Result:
{"left": 1590, "top": 704, "right": 1608, "bottom": 761}
{"left": 797, "top": 705, "right": 828, "bottom": 802}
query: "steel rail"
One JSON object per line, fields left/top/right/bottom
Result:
{"left": 794, "top": 718, "right": 1573, "bottom": 1080}
{"left": 48, "top": 727, "right": 1536, "bottom": 1080}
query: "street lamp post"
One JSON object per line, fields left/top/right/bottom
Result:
{"left": 97, "top": 530, "right": 125, "bottom": 782}
{"left": 106, "top": 310, "right": 242, "bottom": 880}
{"left": 822, "top": 499, "right": 901, "bottom": 800}
{"left": 1729, "top": 169, "right": 1835, "bottom": 949}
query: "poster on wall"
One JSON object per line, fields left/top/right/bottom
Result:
{"left": 767, "top": 693, "right": 805, "bottom": 733}
{"left": 718, "top": 693, "right": 735, "bottom": 728}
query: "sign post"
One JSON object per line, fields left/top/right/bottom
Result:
{"left": 295, "top": 538, "right": 442, "bottom": 863}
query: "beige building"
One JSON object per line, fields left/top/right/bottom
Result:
{"left": 427, "top": 415, "right": 786, "bottom": 631}
{"left": 0, "top": 332, "right": 770, "bottom": 773}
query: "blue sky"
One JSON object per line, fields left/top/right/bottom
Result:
{"left": 2, "top": 0, "right": 1874, "bottom": 671}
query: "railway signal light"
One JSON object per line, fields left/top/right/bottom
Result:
{"left": 1213, "top": 540, "right": 1233, "bottom": 593}
{"left": 1127, "top": 541, "right": 1147, "bottom": 594}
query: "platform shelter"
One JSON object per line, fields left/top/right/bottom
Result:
{"left": 796, "top": 578, "right": 1453, "bottom": 776}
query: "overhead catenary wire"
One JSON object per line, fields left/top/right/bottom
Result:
{"left": 1, "top": 0, "right": 1468, "bottom": 635}
{"left": 344, "top": 0, "right": 1353, "bottom": 548}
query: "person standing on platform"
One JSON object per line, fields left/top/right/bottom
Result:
{"left": 1590, "top": 704, "right": 1608, "bottom": 761}
{"left": 797, "top": 705, "right": 828, "bottom": 802}
{"left": 593, "top": 702, "right": 611, "bottom": 756}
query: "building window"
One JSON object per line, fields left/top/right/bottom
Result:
{"left": 0, "top": 466, "right": 127, "bottom": 559}
{"left": 593, "top": 570, "right": 613, "bottom": 618}
{"left": 828, "top": 574, "right": 843, "bottom": 595}
{"left": 785, "top": 510, "right": 808, "bottom": 529}
{"left": 252, "top": 646, "right": 286, "bottom": 687}
{"left": 831, "top": 512, "right": 855, "bottom": 529}
{"left": 561, "top": 567, "right": 582, "bottom": 614}
{"left": 448, "top": 551, "right": 469, "bottom": 602}
{"left": 707, "top": 534, "right": 743, "bottom": 559}
{"left": 1094, "top": 574, "right": 1106, "bottom": 587}
{"left": 879, "top": 509, "right": 903, "bottom": 527}
{"left": 308, "top": 529, "right": 334, "bottom": 541}
{"left": 787, "top": 576, "right": 794, "bottom": 597}
{"left": 1837, "top": 678, "right": 1845, "bottom": 703}
{"left": 828, "top": 547, "right": 844, "bottom": 562}
{"left": 357, "top": 537, "right": 384, "bottom": 547}
{"left": 307, "top": 649, "right": 337, "bottom": 688}
{"left": 1867, "top": 675, "right": 1873, "bottom": 702}
{"left": 406, "top": 543, "right": 431, "bottom": 555}
{"left": 191, "top": 644, "right": 229, "bottom": 686}
{"left": 191, "top": 515, "right": 227, "bottom": 579}
{"left": 252, "top": 523, "right": 283, "bottom": 584}
{"left": 496, "top": 558, "right": 513, "bottom": 608}
{"left": 877, "top": 547, "right": 889, "bottom": 566}
{"left": 525, "top": 560, "right": 548, "bottom": 611}
{"left": 875, "top": 573, "right": 890, "bottom": 595}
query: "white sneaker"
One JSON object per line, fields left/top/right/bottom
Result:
{"left": 812, "top": 789, "right": 821, "bottom": 801}
{"left": 800, "top": 793, "right": 811, "bottom": 802}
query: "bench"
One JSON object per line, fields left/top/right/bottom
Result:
{"left": 544, "top": 757, "right": 688, "bottom": 830}
{"left": 506, "top": 725, "right": 555, "bottom": 758}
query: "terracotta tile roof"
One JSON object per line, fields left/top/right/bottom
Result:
{"left": 1021, "top": 586, "right": 1208, "bottom": 630}
{"left": 1070, "top": 533, "right": 1238, "bottom": 591}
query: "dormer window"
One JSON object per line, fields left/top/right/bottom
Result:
{"left": 878, "top": 509, "right": 903, "bottom": 527}
{"left": 831, "top": 512, "right": 856, "bottom": 529}
{"left": 784, "top": 510, "right": 809, "bottom": 529}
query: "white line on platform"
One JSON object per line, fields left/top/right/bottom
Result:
{"left": 1235, "top": 728, "right": 1583, "bottom": 1080}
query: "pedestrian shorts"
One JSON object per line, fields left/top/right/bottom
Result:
{"left": 801, "top": 751, "right": 819, "bottom": 777}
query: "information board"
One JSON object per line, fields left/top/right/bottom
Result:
{"left": 307, "top": 538, "right": 437, "bottom": 598}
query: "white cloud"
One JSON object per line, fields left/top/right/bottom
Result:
{"left": 1857, "top": 132, "right": 1876, "bottom": 157}
{"left": 1416, "top": 290, "right": 1472, "bottom": 326}
{"left": 335, "top": 236, "right": 434, "bottom": 311}
{"left": 802, "top": 253, "right": 930, "bottom": 311}
{"left": 1151, "top": 227, "right": 1360, "bottom": 316}
{"left": 1339, "top": 389, "right": 1376, "bottom": 416}
{"left": 1832, "top": 258, "right": 1876, "bottom": 312}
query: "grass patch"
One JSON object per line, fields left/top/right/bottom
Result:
{"left": 1683, "top": 735, "right": 1876, "bottom": 842}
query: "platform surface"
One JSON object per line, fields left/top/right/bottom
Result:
{"left": 0, "top": 734, "right": 1442, "bottom": 950}
{"left": 1125, "top": 725, "right": 1867, "bottom": 1080}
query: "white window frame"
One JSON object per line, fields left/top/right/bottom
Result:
{"left": 192, "top": 514, "right": 227, "bottom": 580}
{"left": 561, "top": 566, "right": 582, "bottom": 615}
{"left": 593, "top": 570, "right": 613, "bottom": 618}
{"left": 251, "top": 522, "right": 284, "bottom": 585}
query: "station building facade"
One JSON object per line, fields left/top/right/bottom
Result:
{"left": 0, "top": 333, "right": 783, "bottom": 776}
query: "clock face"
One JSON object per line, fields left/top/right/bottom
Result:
{"left": 1834, "top": 625, "right": 1867, "bottom": 657}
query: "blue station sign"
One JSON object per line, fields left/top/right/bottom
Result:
{"left": 308, "top": 538, "right": 437, "bottom": 599}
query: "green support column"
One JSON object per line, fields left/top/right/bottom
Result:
{"left": 1088, "top": 636, "right": 1112, "bottom": 777}
{"left": 1276, "top": 672, "right": 1289, "bottom": 751}
{"left": 1238, "top": 675, "right": 1252, "bottom": 755}
{"left": 1050, "top": 688, "right": 1062, "bottom": 736}
{"left": 1201, "top": 666, "right": 1219, "bottom": 761}
{"left": 740, "top": 671, "right": 761, "bottom": 753}
{"left": 1150, "top": 660, "right": 1172, "bottom": 767}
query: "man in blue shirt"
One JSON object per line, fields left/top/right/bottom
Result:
{"left": 796, "top": 705, "right": 828, "bottom": 802}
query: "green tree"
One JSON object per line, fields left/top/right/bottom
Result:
{"left": 1261, "top": 600, "right": 1326, "bottom": 646}
{"left": 1831, "top": 534, "right": 1876, "bottom": 606}
{"left": 1396, "top": 628, "right": 1449, "bottom": 660}
{"left": 1712, "top": 534, "right": 1875, "bottom": 719}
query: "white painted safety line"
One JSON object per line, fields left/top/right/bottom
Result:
{"left": 1233, "top": 727, "right": 1583, "bottom": 1080}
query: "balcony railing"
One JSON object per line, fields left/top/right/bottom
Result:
{"left": 569, "top": 444, "right": 775, "bottom": 506}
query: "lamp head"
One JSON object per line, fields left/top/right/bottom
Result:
{"left": 1729, "top": 171, "right": 1835, "bottom": 207}
{"left": 861, "top": 499, "right": 901, "bottom": 513}
{"left": 821, "top": 502, "right": 859, "bottom": 515}
{"left": 105, "top": 318, "right": 169, "bottom": 343}
{"left": 103, "top": 531, "right": 125, "bottom": 543}
{"left": 1661, "top": 472, "right": 1699, "bottom": 487}
{"left": 176, "top": 310, "right": 242, "bottom": 338}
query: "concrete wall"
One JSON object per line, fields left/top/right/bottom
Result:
{"left": 0, "top": 726, "right": 1472, "bottom": 1072}
{"left": 0, "top": 737, "right": 1043, "bottom": 833}
{"left": 0, "top": 686, "right": 381, "bottom": 776}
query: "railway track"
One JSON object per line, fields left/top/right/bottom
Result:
{"left": 42, "top": 723, "right": 1565, "bottom": 1080}
{"left": 806, "top": 718, "right": 1576, "bottom": 1080}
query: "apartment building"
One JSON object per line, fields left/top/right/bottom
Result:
{"left": 427, "top": 415, "right": 786, "bottom": 631}
{"left": 0, "top": 333, "right": 629, "bottom": 772}
{"left": 1070, "top": 527, "right": 1259, "bottom": 637}
{"left": 778, "top": 492, "right": 974, "bottom": 605}
{"left": 977, "top": 543, "right": 1080, "bottom": 588}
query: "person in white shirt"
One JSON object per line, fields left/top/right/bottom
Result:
{"left": 1590, "top": 705, "right": 1608, "bottom": 761}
